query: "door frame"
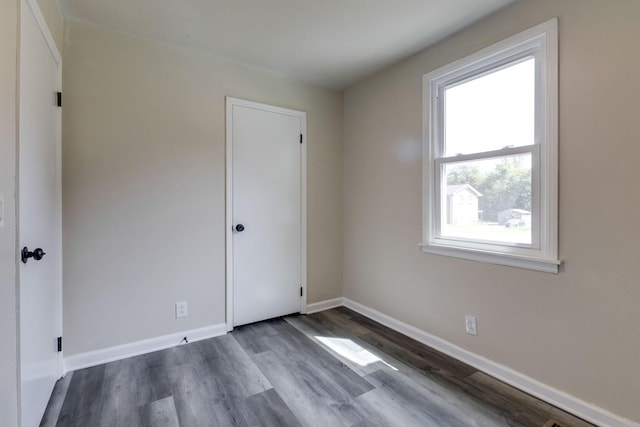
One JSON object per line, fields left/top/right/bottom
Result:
{"left": 17, "top": 0, "right": 63, "bottom": 383}
{"left": 225, "top": 97, "right": 307, "bottom": 331}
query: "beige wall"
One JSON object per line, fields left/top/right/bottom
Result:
{"left": 344, "top": 0, "right": 640, "bottom": 422}
{"left": 62, "top": 20, "right": 343, "bottom": 356}
{"left": 0, "top": 0, "right": 19, "bottom": 425}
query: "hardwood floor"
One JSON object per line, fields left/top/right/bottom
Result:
{"left": 42, "top": 307, "right": 594, "bottom": 427}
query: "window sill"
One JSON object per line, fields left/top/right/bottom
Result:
{"left": 419, "top": 243, "right": 561, "bottom": 273}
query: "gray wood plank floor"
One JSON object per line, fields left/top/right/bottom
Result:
{"left": 42, "top": 307, "right": 594, "bottom": 427}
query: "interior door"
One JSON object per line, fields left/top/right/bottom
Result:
{"left": 227, "top": 98, "right": 306, "bottom": 327}
{"left": 19, "top": 1, "right": 62, "bottom": 426}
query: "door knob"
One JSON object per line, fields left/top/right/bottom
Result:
{"left": 22, "top": 247, "right": 46, "bottom": 264}
{"left": 235, "top": 224, "right": 245, "bottom": 232}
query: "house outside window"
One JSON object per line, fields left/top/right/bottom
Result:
{"left": 446, "top": 184, "right": 481, "bottom": 226}
{"left": 421, "top": 19, "right": 561, "bottom": 273}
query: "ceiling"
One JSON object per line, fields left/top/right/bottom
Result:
{"left": 58, "top": 0, "right": 516, "bottom": 89}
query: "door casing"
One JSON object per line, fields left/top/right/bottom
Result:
{"left": 225, "top": 97, "right": 307, "bottom": 331}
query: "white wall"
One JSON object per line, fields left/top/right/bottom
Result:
{"left": 62, "top": 20, "right": 343, "bottom": 356}
{"left": 344, "top": 0, "right": 640, "bottom": 422}
{"left": 0, "top": 0, "right": 19, "bottom": 424}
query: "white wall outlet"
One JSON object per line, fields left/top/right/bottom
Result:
{"left": 175, "top": 301, "right": 188, "bottom": 319}
{"left": 465, "top": 315, "right": 478, "bottom": 336}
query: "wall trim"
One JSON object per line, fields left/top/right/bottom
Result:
{"left": 305, "top": 297, "right": 344, "bottom": 314}
{"left": 342, "top": 298, "right": 638, "bottom": 427}
{"left": 63, "top": 323, "right": 227, "bottom": 373}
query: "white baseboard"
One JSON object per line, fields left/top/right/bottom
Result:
{"left": 305, "top": 297, "right": 344, "bottom": 314}
{"left": 342, "top": 298, "right": 638, "bottom": 427}
{"left": 63, "top": 323, "right": 227, "bottom": 373}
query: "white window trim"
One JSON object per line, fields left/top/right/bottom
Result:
{"left": 420, "top": 19, "right": 561, "bottom": 273}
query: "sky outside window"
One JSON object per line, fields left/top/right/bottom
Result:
{"left": 444, "top": 58, "right": 535, "bottom": 157}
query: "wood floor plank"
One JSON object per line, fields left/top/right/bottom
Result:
{"left": 259, "top": 320, "right": 375, "bottom": 399}
{"left": 356, "top": 385, "right": 442, "bottom": 427}
{"left": 206, "top": 396, "right": 258, "bottom": 426}
{"left": 138, "top": 396, "right": 179, "bottom": 427}
{"left": 307, "top": 308, "right": 373, "bottom": 337}
{"left": 93, "top": 357, "right": 143, "bottom": 427}
{"left": 464, "top": 372, "right": 594, "bottom": 427}
{"left": 190, "top": 334, "right": 273, "bottom": 399}
{"left": 139, "top": 357, "right": 175, "bottom": 404}
{"left": 252, "top": 349, "right": 366, "bottom": 426}
{"left": 249, "top": 319, "right": 380, "bottom": 425}
{"left": 233, "top": 319, "right": 281, "bottom": 355}
{"left": 170, "top": 336, "right": 272, "bottom": 426}
{"left": 167, "top": 363, "right": 220, "bottom": 426}
{"left": 56, "top": 364, "right": 106, "bottom": 426}
{"left": 364, "top": 368, "right": 513, "bottom": 427}
{"left": 354, "top": 318, "right": 477, "bottom": 380}
{"left": 286, "top": 314, "right": 396, "bottom": 377}
{"left": 245, "top": 388, "right": 302, "bottom": 427}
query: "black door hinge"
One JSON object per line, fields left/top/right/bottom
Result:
{"left": 300, "top": 286, "right": 303, "bottom": 297}
{"left": 56, "top": 92, "right": 62, "bottom": 107}
{"left": 300, "top": 134, "right": 303, "bottom": 144}
{"left": 57, "top": 336, "right": 62, "bottom": 352}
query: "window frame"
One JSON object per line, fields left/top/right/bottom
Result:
{"left": 421, "top": 19, "right": 561, "bottom": 273}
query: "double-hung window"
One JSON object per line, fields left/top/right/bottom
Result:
{"left": 421, "top": 19, "right": 561, "bottom": 273}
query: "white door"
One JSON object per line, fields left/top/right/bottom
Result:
{"left": 226, "top": 98, "right": 306, "bottom": 328}
{"left": 19, "top": 1, "right": 62, "bottom": 426}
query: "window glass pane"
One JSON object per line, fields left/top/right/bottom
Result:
{"left": 444, "top": 58, "right": 535, "bottom": 156}
{"left": 441, "top": 154, "right": 532, "bottom": 245}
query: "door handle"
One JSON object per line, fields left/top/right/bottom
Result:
{"left": 235, "top": 224, "right": 245, "bottom": 232}
{"left": 22, "top": 247, "right": 46, "bottom": 264}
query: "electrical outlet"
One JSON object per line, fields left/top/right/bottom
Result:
{"left": 465, "top": 315, "right": 478, "bottom": 336}
{"left": 175, "top": 301, "right": 188, "bottom": 319}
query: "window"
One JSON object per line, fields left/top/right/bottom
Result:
{"left": 421, "top": 19, "right": 560, "bottom": 273}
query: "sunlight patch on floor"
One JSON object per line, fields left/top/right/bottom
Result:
{"left": 315, "top": 336, "right": 397, "bottom": 370}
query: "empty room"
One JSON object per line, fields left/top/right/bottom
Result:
{"left": 2, "top": 0, "right": 639, "bottom": 426}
